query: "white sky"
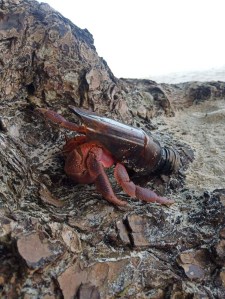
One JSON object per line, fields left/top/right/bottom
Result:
{"left": 38, "top": 0, "right": 225, "bottom": 78}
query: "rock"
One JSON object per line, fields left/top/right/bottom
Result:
{"left": 177, "top": 249, "right": 211, "bottom": 281}
{"left": 116, "top": 214, "right": 150, "bottom": 247}
{"left": 0, "top": 216, "right": 16, "bottom": 240}
{"left": 126, "top": 214, "right": 150, "bottom": 247}
{"left": 58, "top": 260, "right": 130, "bottom": 298}
{"left": 58, "top": 263, "right": 88, "bottom": 299}
{"left": 77, "top": 283, "right": 100, "bottom": 299}
{"left": 48, "top": 222, "right": 82, "bottom": 253}
{"left": 141, "top": 254, "right": 179, "bottom": 289}
{"left": 137, "top": 105, "right": 147, "bottom": 119}
{"left": 181, "top": 264, "right": 205, "bottom": 281}
{"left": 215, "top": 239, "right": 225, "bottom": 266}
{"left": 218, "top": 194, "right": 225, "bottom": 207}
{"left": 220, "top": 270, "right": 225, "bottom": 287}
{"left": 17, "top": 232, "right": 64, "bottom": 268}
{"left": 146, "top": 289, "right": 165, "bottom": 299}
{"left": 61, "top": 225, "right": 82, "bottom": 253}
{"left": 117, "top": 212, "right": 182, "bottom": 248}
{"left": 39, "top": 184, "right": 65, "bottom": 208}
{"left": 187, "top": 83, "right": 214, "bottom": 104}
{"left": 116, "top": 219, "right": 130, "bottom": 245}
{"left": 220, "top": 228, "right": 225, "bottom": 239}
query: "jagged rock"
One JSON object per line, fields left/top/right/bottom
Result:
{"left": 141, "top": 254, "right": 180, "bottom": 289}
{"left": 1, "top": 0, "right": 225, "bottom": 298}
{"left": 0, "top": 216, "right": 16, "bottom": 240}
{"left": 220, "top": 228, "right": 225, "bottom": 239}
{"left": 177, "top": 249, "right": 212, "bottom": 281}
{"left": 77, "top": 283, "right": 100, "bottom": 299}
{"left": 39, "top": 184, "right": 65, "bottom": 207}
{"left": 137, "top": 105, "right": 147, "bottom": 119}
{"left": 126, "top": 214, "right": 150, "bottom": 247}
{"left": 116, "top": 219, "right": 130, "bottom": 245}
{"left": 61, "top": 224, "right": 82, "bottom": 253}
{"left": 116, "top": 214, "right": 153, "bottom": 247}
{"left": 220, "top": 270, "right": 225, "bottom": 287}
{"left": 215, "top": 239, "right": 225, "bottom": 266}
{"left": 58, "top": 263, "right": 89, "bottom": 299}
{"left": 17, "top": 232, "right": 64, "bottom": 268}
{"left": 213, "top": 189, "right": 225, "bottom": 206}
{"left": 58, "top": 259, "right": 131, "bottom": 298}
{"left": 146, "top": 289, "right": 165, "bottom": 299}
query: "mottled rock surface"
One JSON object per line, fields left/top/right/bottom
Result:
{"left": 0, "top": 0, "right": 225, "bottom": 298}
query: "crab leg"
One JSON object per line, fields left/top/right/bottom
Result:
{"left": 86, "top": 147, "right": 127, "bottom": 206}
{"left": 114, "top": 163, "right": 174, "bottom": 205}
{"left": 36, "top": 108, "right": 86, "bottom": 133}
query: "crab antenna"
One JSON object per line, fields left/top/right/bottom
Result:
{"left": 35, "top": 108, "right": 86, "bottom": 134}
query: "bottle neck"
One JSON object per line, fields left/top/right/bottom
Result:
{"left": 154, "top": 147, "right": 180, "bottom": 175}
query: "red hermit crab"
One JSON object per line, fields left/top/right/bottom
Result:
{"left": 36, "top": 106, "right": 180, "bottom": 206}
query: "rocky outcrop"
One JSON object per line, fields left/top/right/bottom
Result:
{"left": 0, "top": 0, "right": 225, "bottom": 298}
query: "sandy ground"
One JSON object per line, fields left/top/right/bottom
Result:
{"left": 150, "top": 66, "right": 225, "bottom": 83}
{"left": 158, "top": 99, "right": 225, "bottom": 192}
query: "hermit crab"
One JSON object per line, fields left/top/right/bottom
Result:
{"left": 36, "top": 107, "right": 180, "bottom": 206}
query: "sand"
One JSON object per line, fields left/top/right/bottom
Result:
{"left": 150, "top": 66, "right": 225, "bottom": 83}
{"left": 159, "top": 99, "right": 225, "bottom": 192}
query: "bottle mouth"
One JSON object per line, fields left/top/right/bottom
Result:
{"left": 156, "top": 147, "right": 180, "bottom": 175}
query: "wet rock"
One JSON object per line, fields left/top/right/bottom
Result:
{"left": 17, "top": 232, "right": 64, "bottom": 268}
{"left": 177, "top": 249, "right": 211, "bottom": 281}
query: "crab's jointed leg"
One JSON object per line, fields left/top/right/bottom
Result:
{"left": 36, "top": 108, "right": 86, "bottom": 133}
{"left": 86, "top": 147, "right": 127, "bottom": 206}
{"left": 114, "top": 163, "right": 174, "bottom": 205}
